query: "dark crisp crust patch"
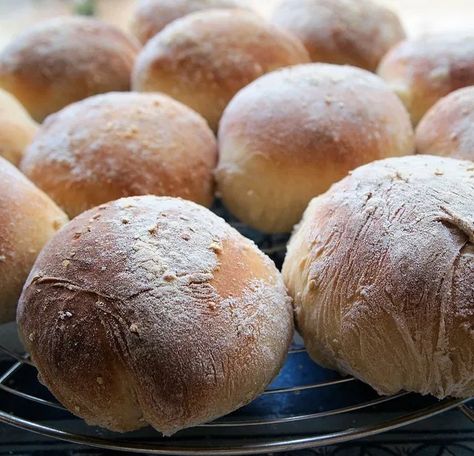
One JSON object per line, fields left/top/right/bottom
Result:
{"left": 17, "top": 196, "right": 293, "bottom": 435}
{"left": 283, "top": 155, "right": 474, "bottom": 399}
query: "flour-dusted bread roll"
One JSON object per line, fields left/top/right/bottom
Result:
{"left": 20, "top": 92, "right": 217, "bottom": 218}
{"left": 378, "top": 33, "right": 474, "bottom": 125}
{"left": 272, "top": 0, "right": 405, "bottom": 72}
{"left": 283, "top": 155, "right": 474, "bottom": 399}
{"left": 17, "top": 196, "right": 293, "bottom": 435}
{"left": 132, "top": 9, "right": 310, "bottom": 131}
{"left": 216, "top": 64, "right": 414, "bottom": 234}
{"left": 416, "top": 87, "right": 474, "bottom": 161}
{"left": 0, "top": 88, "right": 37, "bottom": 166}
{"left": 131, "top": 0, "right": 247, "bottom": 44}
{"left": 0, "top": 157, "right": 67, "bottom": 323}
{"left": 0, "top": 17, "right": 140, "bottom": 122}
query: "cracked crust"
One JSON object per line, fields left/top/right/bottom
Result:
{"left": 17, "top": 196, "right": 293, "bottom": 435}
{"left": 0, "top": 17, "right": 140, "bottom": 122}
{"left": 0, "top": 157, "right": 67, "bottom": 323}
{"left": 216, "top": 63, "right": 414, "bottom": 234}
{"left": 131, "top": 9, "right": 310, "bottom": 131}
{"left": 272, "top": 0, "right": 405, "bottom": 71}
{"left": 283, "top": 155, "right": 474, "bottom": 398}
{"left": 20, "top": 92, "right": 217, "bottom": 217}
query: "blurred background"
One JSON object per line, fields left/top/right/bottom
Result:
{"left": 0, "top": 0, "right": 473, "bottom": 50}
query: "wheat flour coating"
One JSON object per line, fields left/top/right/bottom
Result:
{"left": 132, "top": 9, "right": 310, "bottom": 131}
{"left": 378, "top": 33, "right": 474, "bottom": 125}
{"left": 283, "top": 155, "right": 474, "bottom": 398}
{"left": 0, "top": 17, "right": 140, "bottom": 122}
{"left": 0, "top": 88, "right": 37, "bottom": 166}
{"left": 17, "top": 196, "right": 293, "bottom": 435}
{"left": 131, "top": 0, "right": 248, "bottom": 44}
{"left": 20, "top": 92, "right": 217, "bottom": 217}
{"left": 416, "top": 87, "right": 474, "bottom": 161}
{"left": 216, "top": 63, "right": 414, "bottom": 234}
{"left": 272, "top": 0, "right": 405, "bottom": 71}
{"left": 0, "top": 157, "right": 67, "bottom": 323}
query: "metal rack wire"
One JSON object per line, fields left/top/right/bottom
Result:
{"left": 0, "top": 215, "right": 472, "bottom": 454}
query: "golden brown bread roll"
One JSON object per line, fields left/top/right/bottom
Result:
{"left": 131, "top": 0, "right": 247, "bottom": 44}
{"left": 20, "top": 92, "right": 217, "bottom": 218}
{"left": 132, "top": 9, "right": 310, "bottom": 131}
{"left": 283, "top": 155, "right": 474, "bottom": 399}
{"left": 416, "top": 87, "right": 474, "bottom": 161}
{"left": 216, "top": 63, "right": 415, "bottom": 234}
{"left": 0, "top": 17, "right": 140, "bottom": 122}
{"left": 17, "top": 196, "right": 293, "bottom": 435}
{"left": 0, "top": 88, "right": 37, "bottom": 166}
{"left": 377, "top": 33, "right": 474, "bottom": 125}
{"left": 0, "top": 157, "right": 67, "bottom": 323}
{"left": 272, "top": 0, "right": 405, "bottom": 72}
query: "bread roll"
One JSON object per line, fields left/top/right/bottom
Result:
{"left": 131, "top": 0, "right": 247, "bottom": 44}
{"left": 20, "top": 92, "right": 217, "bottom": 218}
{"left": 378, "top": 33, "right": 474, "bottom": 125}
{"left": 283, "top": 155, "right": 474, "bottom": 399}
{"left": 0, "top": 17, "right": 140, "bottom": 122}
{"left": 216, "top": 63, "right": 414, "bottom": 234}
{"left": 0, "top": 88, "right": 37, "bottom": 166}
{"left": 0, "top": 157, "right": 67, "bottom": 323}
{"left": 416, "top": 87, "right": 474, "bottom": 161}
{"left": 132, "top": 9, "right": 310, "bottom": 131}
{"left": 17, "top": 196, "right": 293, "bottom": 435}
{"left": 272, "top": 0, "right": 405, "bottom": 72}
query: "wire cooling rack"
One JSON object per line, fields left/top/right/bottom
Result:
{"left": 0, "top": 206, "right": 472, "bottom": 455}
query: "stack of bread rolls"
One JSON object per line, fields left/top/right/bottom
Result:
{"left": 0, "top": 0, "right": 471, "bottom": 439}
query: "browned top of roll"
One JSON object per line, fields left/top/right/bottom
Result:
{"left": 219, "top": 64, "right": 413, "bottom": 169}
{"left": 416, "top": 87, "right": 474, "bottom": 161}
{"left": 132, "top": 9, "right": 310, "bottom": 131}
{"left": 131, "top": 0, "right": 247, "bottom": 44}
{"left": 272, "top": 0, "right": 405, "bottom": 71}
{"left": 0, "top": 88, "right": 37, "bottom": 166}
{"left": 216, "top": 63, "right": 414, "bottom": 233}
{"left": 17, "top": 196, "right": 292, "bottom": 435}
{"left": 20, "top": 92, "right": 217, "bottom": 217}
{"left": 0, "top": 17, "right": 140, "bottom": 122}
{"left": 378, "top": 32, "right": 474, "bottom": 125}
{"left": 0, "top": 157, "right": 67, "bottom": 323}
